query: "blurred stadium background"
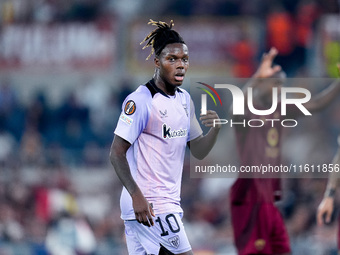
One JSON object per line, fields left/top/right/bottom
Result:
{"left": 0, "top": 0, "right": 340, "bottom": 254}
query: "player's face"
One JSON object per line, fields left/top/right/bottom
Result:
{"left": 260, "top": 72, "right": 286, "bottom": 98}
{"left": 155, "top": 43, "right": 189, "bottom": 87}
{"left": 264, "top": 78, "right": 284, "bottom": 96}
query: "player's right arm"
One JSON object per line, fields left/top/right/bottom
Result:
{"left": 110, "top": 88, "right": 155, "bottom": 227}
{"left": 110, "top": 135, "right": 155, "bottom": 227}
{"left": 317, "top": 144, "right": 340, "bottom": 225}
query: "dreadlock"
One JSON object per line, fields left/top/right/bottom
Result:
{"left": 140, "top": 19, "right": 185, "bottom": 60}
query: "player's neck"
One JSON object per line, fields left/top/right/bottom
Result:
{"left": 153, "top": 75, "right": 176, "bottom": 96}
{"left": 259, "top": 95, "right": 275, "bottom": 108}
{"left": 253, "top": 89, "right": 274, "bottom": 108}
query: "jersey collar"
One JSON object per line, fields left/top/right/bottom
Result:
{"left": 145, "top": 79, "right": 183, "bottom": 98}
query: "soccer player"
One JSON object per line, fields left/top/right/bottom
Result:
{"left": 317, "top": 63, "right": 340, "bottom": 250}
{"left": 230, "top": 48, "right": 340, "bottom": 255}
{"left": 110, "top": 20, "right": 220, "bottom": 255}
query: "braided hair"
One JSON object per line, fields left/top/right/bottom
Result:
{"left": 140, "top": 19, "right": 185, "bottom": 60}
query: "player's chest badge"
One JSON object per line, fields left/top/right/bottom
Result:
{"left": 254, "top": 239, "right": 266, "bottom": 251}
{"left": 182, "top": 103, "right": 188, "bottom": 117}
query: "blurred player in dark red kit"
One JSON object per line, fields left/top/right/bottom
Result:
{"left": 317, "top": 135, "right": 340, "bottom": 244}
{"left": 230, "top": 49, "right": 340, "bottom": 255}
{"left": 317, "top": 63, "right": 340, "bottom": 252}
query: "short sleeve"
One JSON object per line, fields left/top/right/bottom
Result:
{"left": 114, "top": 88, "right": 150, "bottom": 144}
{"left": 188, "top": 97, "right": 203, "bottom": 141}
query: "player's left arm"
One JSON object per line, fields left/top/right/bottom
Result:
{"left": 303, "top": 78, "right": 340, "bottom": 114}
{"left": 188, "top": 110, "right": 221, "bottom": 160}
{"left": 316, "top": 65, "right": 340, "bottom": 225}
{"left": 317, "top": 145, "right": 340, "bottom": 225}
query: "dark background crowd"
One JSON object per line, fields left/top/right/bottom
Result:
{"left": 0, "top": 0, "right": 340, "bottom": 254}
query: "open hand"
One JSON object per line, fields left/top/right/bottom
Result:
{"left": 254, "top": 47, "right": 282, "bottom": 79}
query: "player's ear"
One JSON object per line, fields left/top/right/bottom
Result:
{"left": 154, "top": 56, "right": 160, "bottom": 69}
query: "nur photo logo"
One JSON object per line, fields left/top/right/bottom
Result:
{"left": 196, "top": 82, "right": 223, "bottom": 115}
{"left": 196, "top": 81, "right": 313, "bottom": 128}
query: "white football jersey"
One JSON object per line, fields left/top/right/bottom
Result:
{"left": 114, "top": 79, "right": 202, "bottom": 219}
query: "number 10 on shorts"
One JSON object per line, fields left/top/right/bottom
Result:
{"left": 152, "top": 213, "right": 192, "bottom": 252}
{"left": 155, "top": 213, "right": 181, "bottom": 236}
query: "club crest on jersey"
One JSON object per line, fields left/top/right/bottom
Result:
{"left": 254, "top": 239, "right": 266, "bottom": 251}
{"left": 182, "top": 103, "right": 188, "bottom": 116}
{"left": 162, "top": 124, "right": 187, "bottom": 139}
{"left": 124, "top": 100, "right": 136, "bottom": 115}
{"left": 168, "top": 235, "right": 180, "bottom": 249}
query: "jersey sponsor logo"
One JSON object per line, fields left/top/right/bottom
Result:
{"left": 124, "top": 100, "right": 136, "bottom": 115}
{"left": 162, "top": 124, "right": 187, "bottom": 139}
{"left": 119, "top": 113, "right": 133, "bottom": 125}
{"left": 168, "top": 235, "right": 180, "bottom": 249}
